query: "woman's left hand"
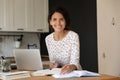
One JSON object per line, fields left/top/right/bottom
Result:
{"left": 60, "top": 64, "right": 77, "bottom": 74}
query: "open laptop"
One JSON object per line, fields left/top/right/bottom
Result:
{"left": 13, "top": 49, "right": 43, "bottom": 70}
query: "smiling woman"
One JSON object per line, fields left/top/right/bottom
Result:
{"left": 49, "top": 12, "right": 66, "bottom": 35}
{"left": 45, "top": 6, "right": 82, "bottom": 74}
{"left": 41, "top": 0, "right": 98, "bottom": 73}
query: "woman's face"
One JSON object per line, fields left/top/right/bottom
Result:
{"left": 50, "top": 12, "right": 66, "bottom": 33}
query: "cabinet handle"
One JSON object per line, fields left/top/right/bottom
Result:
{"left": 37, "top": 29, "right": 43, "bottom": 31}
{"left": 17, "top": 28, "right": 24, "bottom": 31}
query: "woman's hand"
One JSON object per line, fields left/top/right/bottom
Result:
{"left": 60, "top": 64, "right": 77, "bottom": 74}
{"left": 49, "top": 61, "right": 59, "bottom": 69}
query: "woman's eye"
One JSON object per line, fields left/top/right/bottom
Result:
{"left": 52, "top": 18, "right": 57, "bottom": 21}
{"left": 60, "top": 18, "right": 64, "bottom": 21}
{"left": 51, "top": 18, "right": 65, "bottom": 22}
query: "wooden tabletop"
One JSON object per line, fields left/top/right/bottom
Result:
{"left": 15, "top": 74, "right": 120, "bottom": 80}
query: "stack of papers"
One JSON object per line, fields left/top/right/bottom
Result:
{"left": 32, "top": 68, "right": 100, "bottom": 78}
{"left": 0, "top": 71, "right": 31, "bottom": 80}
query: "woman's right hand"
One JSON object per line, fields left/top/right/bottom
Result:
{"left": 49, "top": 61, "right": 59, "bottom": 69}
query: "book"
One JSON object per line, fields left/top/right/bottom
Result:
{"left": 31, "top": 68, "right": 61, "bottom": 76}
{"left": 0, "top": 71, "right": 31, "bottom": 80}
{"left": 32, "top": 68, "right": 100, "bottom": 78}
{"left": 52, "top": 70, "right": 100, "bottom": 78}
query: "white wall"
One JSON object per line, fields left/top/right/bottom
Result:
{"left": 97, "top": 0, "right": 120, "bottom": 77}
{"left": 0, "top": 33, "right": 40, "bottom": 57}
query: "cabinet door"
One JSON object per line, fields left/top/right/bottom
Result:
{"left": 97, "top": 0, "right": 120, "bottom": 76}
{"left": 0, "top": 0, "right": 4, "bottom": 31}
{"left": 0, "top": 0, "right": 13, "bottom": 31}
{"left": 13, "top": 0, "right": 27, "bottom": 32}
{"left": 27, "top": 0, "right": 48, "bottom": 32}
{"left": 0, "top": 0, "right": 27, "bottom": 32}
{"left": 0, "top": 0, "right": 10, "bottom": 31}
{"left": 5, "top": 0, "right": 14, "bottom": 31}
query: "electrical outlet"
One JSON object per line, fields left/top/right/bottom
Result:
{"left": 119, "top": 73, "right": 120, "bottom": 77}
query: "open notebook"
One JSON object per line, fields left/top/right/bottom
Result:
{"left": 52, "top": 70, "right": 100, "bottom": 78}
{"left": 32, "top": 68, "right": 100, "bottom": 78}
{"left": 13, "top": 49, "right": 43, "bottom": 70}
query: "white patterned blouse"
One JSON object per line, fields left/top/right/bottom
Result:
{"left": 45, "top": 31, "right": 82, "bottom": 70}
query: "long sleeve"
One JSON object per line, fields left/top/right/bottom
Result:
{"left": 69, "top": 33, "right": 82, "bottom": 70}
{"left": 45, "top": 34, "right": 54, "bottom": 62}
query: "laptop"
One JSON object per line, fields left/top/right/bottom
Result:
{"left": 13, "top": 49, "right": 43, "bottom": 70}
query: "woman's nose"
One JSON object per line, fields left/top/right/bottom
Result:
{"left": 56, "top": 20, "right": 61, "bottom": 25}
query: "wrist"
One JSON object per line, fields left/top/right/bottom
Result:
{"left": 70, "top": 64, "right": 77, "bottom": 70}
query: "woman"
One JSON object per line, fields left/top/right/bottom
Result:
{"left": 45, "top": 6, "right": 82, "bottom": 74}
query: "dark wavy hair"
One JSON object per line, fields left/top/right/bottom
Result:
{"left": 48, "top": 6, "right": 71, "bottom": 30}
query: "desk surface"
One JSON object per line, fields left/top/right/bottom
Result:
{"left": 15, "top": 74, "right": 120, "bottom": 80}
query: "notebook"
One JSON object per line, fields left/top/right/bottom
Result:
{"left": 13, "top": 49, "right": 43, "bottom": 70}
{"left": 31, "top": 68, "right": 100, "bottom": 78}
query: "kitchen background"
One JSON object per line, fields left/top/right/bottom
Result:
{"left": 0, "top": 33, "right": 40, "bottom": 57}
{"left": 0, "top": 0, "right": 120, "bottom": 77}
{"left": 0, "top": 0, "right": 98, "bottom": 73}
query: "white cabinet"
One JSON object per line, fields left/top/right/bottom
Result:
{"left": 13, "top": 0, "right": 27, "bottom": 31}
{"left": 27, "top": 0, "right": 49, "bottom": 32}
{"left": 0, "top": 0, "right": 48, "bottom": 32}
{"left": 97, "top": 0, "right": 120, "bottom": 77}
{"left": 0, "top": 0, "right": 3, "bottom": 30}
{"left": 0, "top": 0, "right": 5, "bottom": 31}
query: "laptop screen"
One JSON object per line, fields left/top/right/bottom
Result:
{"left": 13, "top": 49, "right": 43, "bottom": 70}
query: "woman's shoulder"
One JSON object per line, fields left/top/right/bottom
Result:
{"left": 68, "top": 30, "right": 79, "bottom": 37}
{"left": 45, "top": 32, "right": 54, "bottom": 41}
